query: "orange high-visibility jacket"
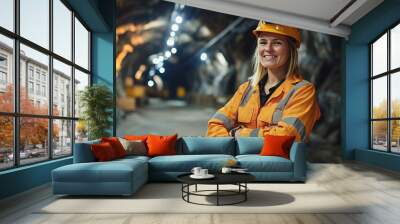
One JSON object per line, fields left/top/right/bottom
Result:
{"left": 207, "top": 75, "right": 320, "bottom": 142}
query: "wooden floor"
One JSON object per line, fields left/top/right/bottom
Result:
{"left": 1, "top": 162, "right": 400, "bottom": 224}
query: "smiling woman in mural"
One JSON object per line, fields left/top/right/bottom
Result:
{"left": 207, "top": 21, "right": 320, "bottom": 142}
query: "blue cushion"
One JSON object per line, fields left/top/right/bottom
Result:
{"left": 52, "top": 159, "right": 146, "bottom": 183}
{"left": 236, "top": 155, "right": 293, "bottom": 172}
{"left": 236, "top": 137, "right": 263, "bottom": 155}
{"left": 73, "top": 139, "right": 100, "bottom": 163}
{"left": 149, "top": 154, "right": 235, "bottom": 172}
{"left": 178, "top": 137, "right": 235, "bottom": 155}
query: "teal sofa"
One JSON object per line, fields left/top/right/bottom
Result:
{"left": 52, "top": 137, "right": 306, "bottom": 196}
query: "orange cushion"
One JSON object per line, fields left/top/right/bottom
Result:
{"left": 101, "top": 137, "right": 127, "bottom": 158}
{"left": 146, "top": 134, "right": 177, "bottom": 157}
{"left": 259, "top": 134, "right": 296, "bottom": 159}
{"left": 124, "top": 135, "right": 148, "bottom": 141}
{"left": 91, "top": 142, "right": 117, "bottom": 161}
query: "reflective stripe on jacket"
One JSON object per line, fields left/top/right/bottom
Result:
{"left": 206, "top": 74, "right": 321, "bottom": 142}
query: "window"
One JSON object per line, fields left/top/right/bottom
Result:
{"left": 20, "top": 0, "right": 49, "bottom": 49}
{"left": 0, "top": 0, "right": 91, "bottom": 170}
{"left": 42, "top": 85, "right": 46, "bottom": 97}
{"left": 0, "top": 54, "right": 7, "bottom": 67}
{"left": 0, "top": 71, "right": 6, "bottom": 85}
{"left": 28, "top": 81, "right": 34, "bottom": 94}
{"left": 35, "top": 84, "right": 40, "bottom": 95}
{"left": 28, "top": 67, "right": 34, "bottom": 80}
{"left": 0, "top": 54, "right": 7, "bottom": 87}
{"left": 75, "top": 17, "right": 89, "bottom": 70}
{"left": 371, "top": 23, "right": 400, "bottom": 154}
{"left": 35, "top": 70, "right": 40, "bottom": 81}
{"left": 0, "top": 35, "right": 13, "bottom": 113}
{"left": 0, "top": 0, "right": 14, "bottom": 32}
{"left": 53, "top": 0, "right": 72, "bottom": 60}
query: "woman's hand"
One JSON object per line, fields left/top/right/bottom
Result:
{"left": 229, "top": 126, "right": 242, "bottom": 137}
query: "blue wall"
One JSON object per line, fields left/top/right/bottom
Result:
{"left": 0, "top": 0, "right": 115, "bottom": 200}
{"left": 345, "top": 0, "right": 400, "bottom": 170}
{"left": 0, "top": 158, "right": 72, "bottom": 199}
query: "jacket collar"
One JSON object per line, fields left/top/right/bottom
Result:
{"left": 264, "top": 74, "right": 304, "bottom": 104}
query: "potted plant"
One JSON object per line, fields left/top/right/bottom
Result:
{"left": 79, "top": 84, "right": 113, "bottom": 140}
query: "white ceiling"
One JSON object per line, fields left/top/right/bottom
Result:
{"left": 165, "top": 0, "right": 384, "bottom": 38}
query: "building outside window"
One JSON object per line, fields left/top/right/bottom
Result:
{"left": 370, "top": 22, "right": 400, "bottom": 154}
{"left": 0, "top": 0, "right": 91, "bottom": 170}
{"left": 0, "top": 54, "right": 7, "bottom": 88}
{"left": 28, "top": 81, "right": 34, "bottom": 94}
{"left": 28, "top": 66, "right": 34, "bottom": 80}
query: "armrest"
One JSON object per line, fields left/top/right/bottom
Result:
{"left": 73, "top": 140, "right": 100, "bottom": 163}
{"left": 289, "top": 142, "right": 307, "bottom": 181}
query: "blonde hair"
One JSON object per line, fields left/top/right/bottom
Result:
{"left": 250, "top": 38, "right": 300, "bottom": 87}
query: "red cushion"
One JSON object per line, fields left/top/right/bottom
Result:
{"left": 259, "top": 134, "right": 296, "bottom": 159}
{"left": 146, "top": 134, "right": 177, "bottom": 157}
{"left": 91, "top": 142, "right": 117, "bottom": 161}
{"left": 101, "top": 137, "right": 127, "bottom": 158}
{"left": 124, "top": 135, "right": 148, "bottom": 141}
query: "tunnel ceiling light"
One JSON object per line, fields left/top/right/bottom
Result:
{"left": 164, "top": 51, "right": 172, "bottom": 58}
{"left": 170, "top": 31, "right": 176, "bottom": 37}
{"left": 147, "top": 80, "right": 155, "bottom": 87}
{"left": 156, "top": 61, "right": 164, "bottom": 69}
{"left": 149, "top": 69, "right": 155, "bottom": 76}
{"left": 152, "top": 58, "right": 159, "bottom": 64}
{"left": 171, "top": 24, "right": 179, "bottom": 32}
{"left": 167, "top": 38, "right": 175, "bottom": 46}
{"left": 175, "top": 16, "right": 183, "bottom": 24}
{"left": 159, "top": 67, "right": 165, "bottom": 74}
{"left": 171, "top": 48, "right": 177, "bottom": 54}
{"left": 158, "top": 55, "right": 164, "bottom": 61}
{"left": 200, "top": 52, "right": 208, "bottom": 61}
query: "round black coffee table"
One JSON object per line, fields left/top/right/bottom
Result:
{"left": 177, "top": 173, "right": 255, "bottom": 206}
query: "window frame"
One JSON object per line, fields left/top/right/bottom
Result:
{"left": 370, "top": 20, "right": 400, "bottom": 154}
{"left": 0, "top": 0, "right": 92, "bottom": 171}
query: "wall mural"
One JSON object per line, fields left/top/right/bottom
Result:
{"left": 116, "top": 0, "right": 343, "bottom": 162}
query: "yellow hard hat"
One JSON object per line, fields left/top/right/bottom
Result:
{"left": 252, "top": 21, "right": 301, "bottom": 48}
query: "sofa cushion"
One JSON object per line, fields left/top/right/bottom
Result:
{"left": 236, "top": 137, "right": 263, "bottom": 155}
{"left": 91, "top": 142, "right": 118, "bottom": 161}
{"left": 148, "top": 154, "right": 235, "bottom": 172}
{"left": 52, "top": 159, "right": 147, "bottom": 183}
{"left": 236, "top": 155, "right": 293, "bottom": 172}
{"left": 178, "top": 137, "right": 235, "bottom": 155}
{"left": 147, "top": 134, "right": 178, "bottom": 157}
{"left": 260, "top": 135, "right": 295, "bottom": 159}
{"left": 73, "top": 139, "right": 100, "bottom": 163}
{"left": 119, "top": 138, "right": 147, "bottom": 156}
{"left": 101, "top": 137, "right": 127, "bottom": 158}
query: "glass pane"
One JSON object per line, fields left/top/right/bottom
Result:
{"left": 53, "top": 59, "right": 72, "bottom": 117}
{"left": 20, "top": 117, "right": 49, "bottom": 165}
{"left": 20, "top": 44, "right": 49, "bottom": 115}
{"left": 74, "top": 17, "right": 89, "bottom": 70}
{"left": 74, "top": 69, "right": 89, "bottom": 118}
{"left": 391, "top": 24, "right": 400, "bottom": 70}
{"left": 372, "top": 33, "right": 387, "bottom": 76}
{"left": 75, "top": 120, "right": 88, "bottom": 143}
{"left": 0, "top": 0, "right": 14, "bottom": 31}
{"left": 53, "top": 119, "right": 72, "bottom": 157}
{"left": 372, "top": 77, "right": 387, "bottom": 119}
{"left": 372, "top": 121, "right": 388, "bottom": 151}
{"left": 391, "top": 72, "right": 400, "bottom": 118}
{"left": 392, "top": 120, "right": 400, "bottom": 153}
{"left": 20, "top": 0, "right": 49, "bottom": 49}
{"left": 0, "top": 35, "right": 14, "bottom": 112}
{"left": 53, "top": 0, "right": 72, "bottom": 60}
{"left": 0, "top": 116, "right": 13, "bottom": 170}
